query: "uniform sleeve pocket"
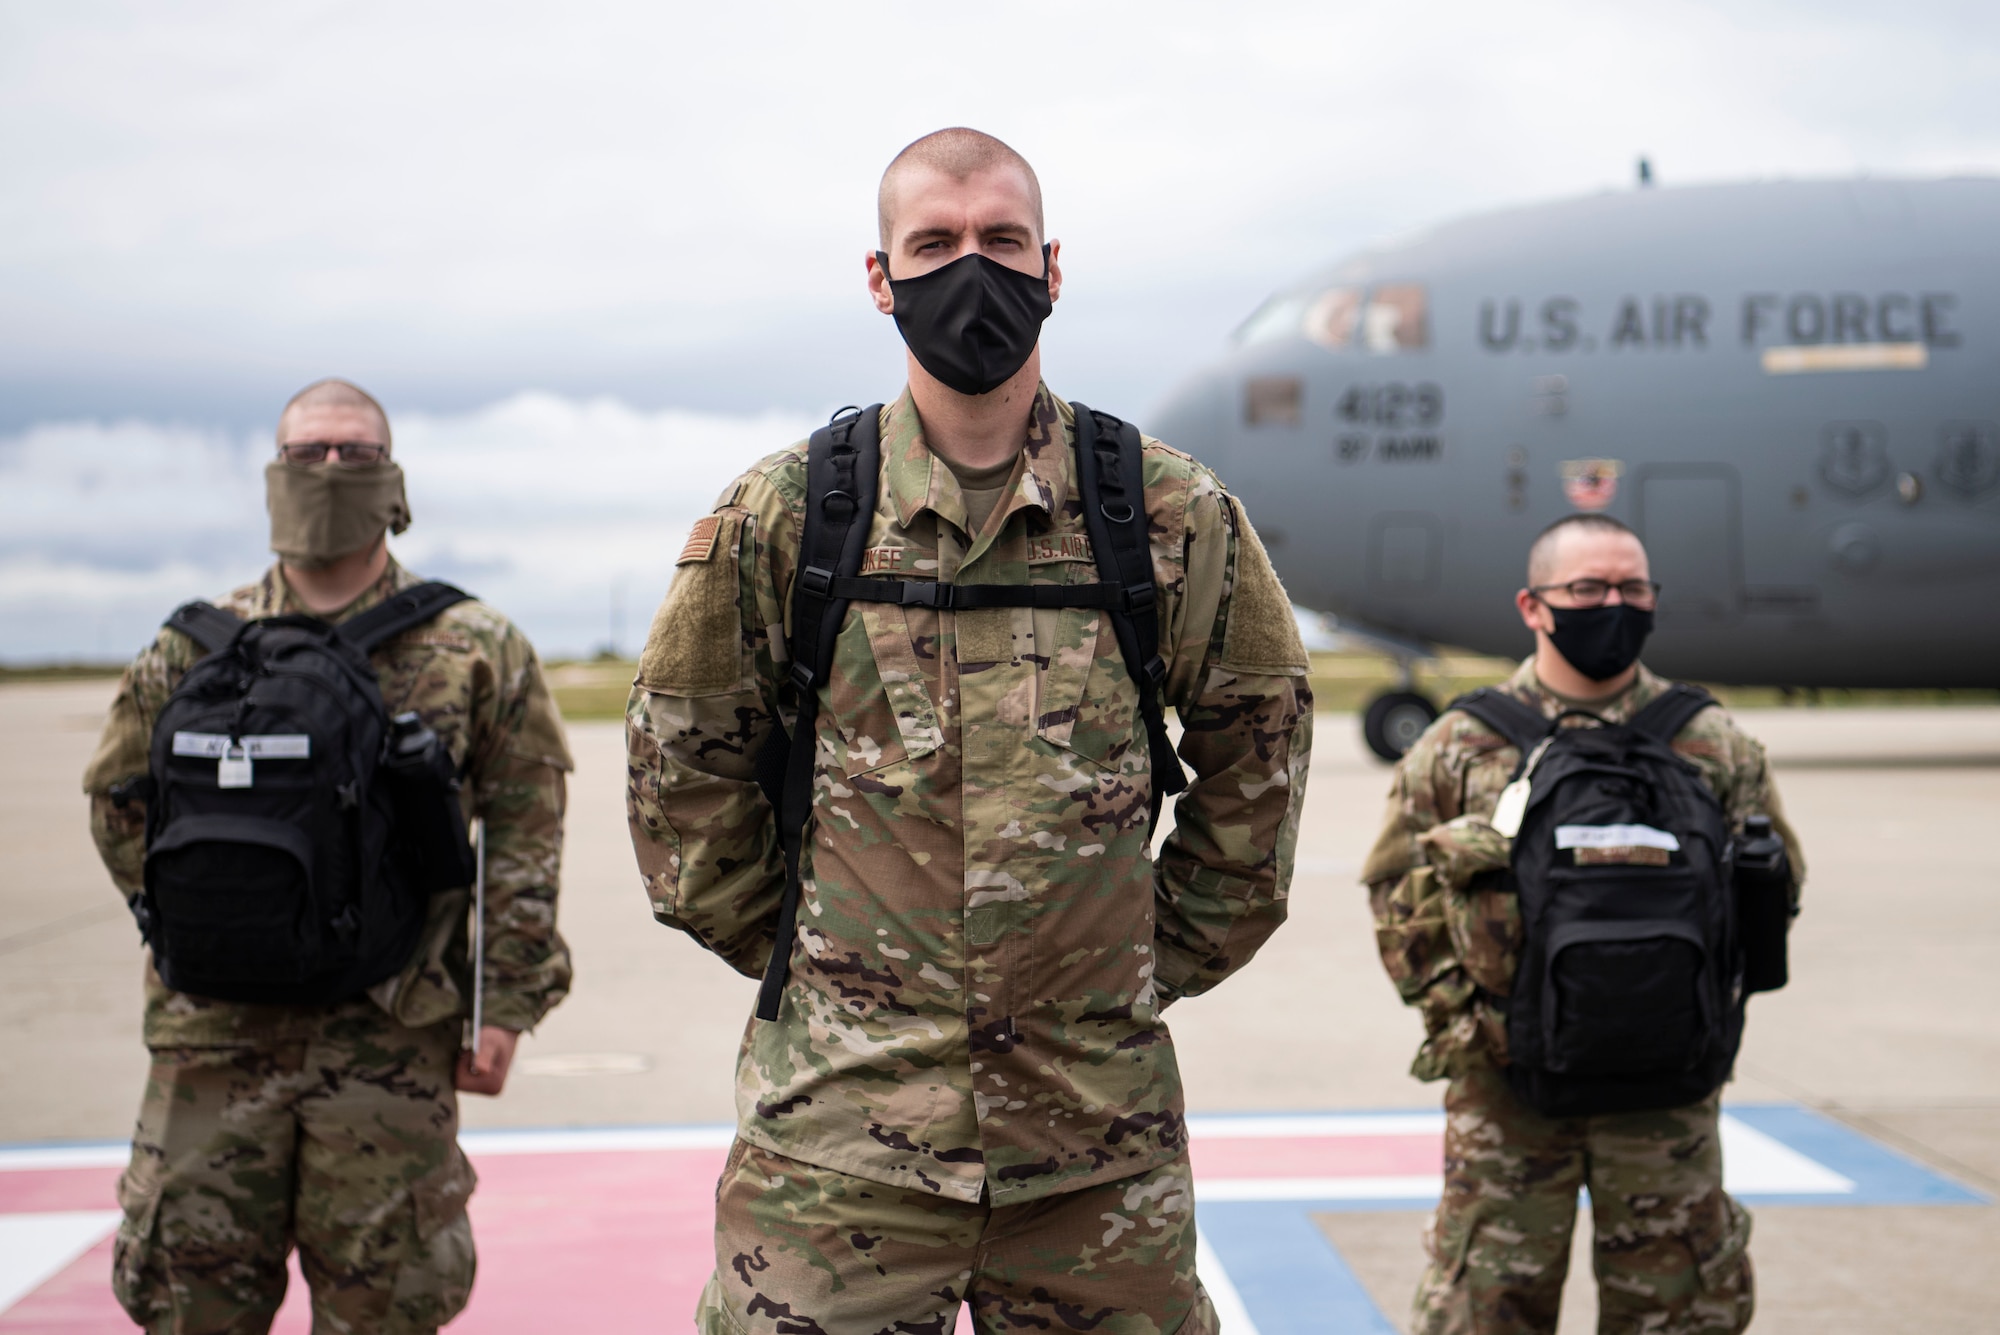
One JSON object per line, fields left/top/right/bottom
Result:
{"left": 639, "top": 510, "right": 752, "bottom": 697}
{"left": 1444, "top": 870, "right": 1522, "bottom": 997}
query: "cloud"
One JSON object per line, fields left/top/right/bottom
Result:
{"left": 4, "top": 1, "right": 1997, "bottom": 657}
{"left": 0, "top": 395, "right": 814, "bottom": 661}
{"left": 3, "top": 1, "right": 1998, "bottom": 426}
{"left": 0, "top": 391, "right": 1353, "bottom": 663}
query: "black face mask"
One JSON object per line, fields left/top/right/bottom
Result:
{"left": 877, "top": 246, "right": 1053, "bottom": 396}
{"left": 1547, "top": 603, "right": 1654, "bottom": 681}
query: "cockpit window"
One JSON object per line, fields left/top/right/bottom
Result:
{"left": 1364, "top": 284, "right": 1429, "bottom": 351}
{"left": 1235, "top": 294, "right": 1312, "bottom": 346}
{"left": 1304, "top": 288, "right": 1363, "bottom": 350}
{"left": 1235, "top": 282, "right": 1429, "bottom": 352}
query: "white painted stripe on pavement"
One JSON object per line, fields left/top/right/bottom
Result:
{"left": 1187, "top": 1113, "right": 1447, "bottom": 1139}
{"left": 0, "top": 1210, "right": 120, "bottom": 1315}
{"left": 1197, "top": 1226, "right": 1262, "bottom": 1335}
{"left": 457, "top": 1124, "right": 737, "bottom": 1155}
{"left": 0, "top": 1143, "right": 128, "bottom": 1171}
{"left": 1720, "top": 1115, "right": 1854, "bottom": 1194}
{"left": 1203, "top": 1174, "right": 1444, "bottom": 1202}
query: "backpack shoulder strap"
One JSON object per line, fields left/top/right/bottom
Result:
{"left": 339, "top": 581, "right": 473, "bottom": 654}
{"left": 1448, "top": 687, "right": 1553, "bottom": 755}
{"left": 787, "top": 406, "right": 883, "bottom": 701}
{"left": 755, "top": 405, "right": 882, "bottom": 1022}
{"left": 164, "top": 601, "right": 245, "bottom": 654}
{"left": 1628, "top": 683, "right": 1717, "bottom": 744}
{"left": 1070, "top": 402, "right": 1188, "bottom": 805}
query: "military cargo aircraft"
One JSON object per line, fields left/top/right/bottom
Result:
{"left": 1147, "top": 175, "right": 2000, "bottom": 758}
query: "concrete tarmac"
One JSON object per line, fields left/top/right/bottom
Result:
{"left": 3, "top": 680, "right": 1996, "bottom": 1332}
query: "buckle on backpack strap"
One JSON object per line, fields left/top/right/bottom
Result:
{"left": 1142, "top": 655, "right": 1167, "bottom": 686}
{"left": 1124, "top": 583, "right": 1157, "bottom": 614}
{"left": 799, "top": 566, "right": 834, "bottom": 597}
{"left": 894, "top": 582, "right": 952, "bottom": 609}
{"left": 788, "top": 663, "right": 817, "bottom": 693}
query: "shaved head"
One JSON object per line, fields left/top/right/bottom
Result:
{"left": 1528, "top": 513, "right": 1640, "bottom": 584}
{"left": 278, "top": 378, "right": 391, "bottom": 446}
{"left": 878, "top": 127, "right": 1043, "bottom": 249}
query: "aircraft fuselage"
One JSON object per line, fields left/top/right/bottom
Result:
{"left": 1149, "top": 178, "right": 2000, "bottom": 689}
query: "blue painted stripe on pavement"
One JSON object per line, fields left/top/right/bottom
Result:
{"left": 1198, "top": 1201, "right": 1397, "bottom": 1335}
{"left": 1723, "top": 1103, "right": 1988, "bottom": 1206}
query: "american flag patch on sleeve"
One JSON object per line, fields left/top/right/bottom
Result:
{"left": 677, "top": 515, "right": 723, "bottom": 565}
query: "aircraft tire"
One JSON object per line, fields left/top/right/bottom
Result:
{"left": 1362, "top": 690, "right": 1440, "bottom": 762}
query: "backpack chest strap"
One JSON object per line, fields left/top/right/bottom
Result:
{"left": 807, "top": 569, "right": 1140, "bottom": 612}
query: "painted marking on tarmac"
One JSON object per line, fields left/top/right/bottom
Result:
{"left": 0, "top": 1212, "right": 121, "bottom": 1316}
{"left": 0, "top": 1105, "right": 1980, "bottom": 1331}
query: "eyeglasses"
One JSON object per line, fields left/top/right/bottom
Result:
{"left": 278, "top": 441, "right": 389, "bottom": 467}
{"left": 1530, "top": 578, "right": 1662, "bottom": 609}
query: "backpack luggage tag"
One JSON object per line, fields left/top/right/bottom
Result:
{"left": 1490, "top": 734, "right": 1556, "bottom": 839}
{"left": 217, "top": 742, "right": 253, "bottom": 789}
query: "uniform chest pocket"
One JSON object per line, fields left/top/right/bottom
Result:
{"left": 826, "top": 601, "right": 942, "bottom": 777}
{"left": 1031, "top": 603, "right": 1142, "bottom": 774}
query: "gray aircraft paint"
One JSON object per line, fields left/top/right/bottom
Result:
{"left": 1149, "top": 177, "right": 2000, "bottom": 689}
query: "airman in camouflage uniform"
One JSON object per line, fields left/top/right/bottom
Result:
{"left": 84, "top": 381, "right": 573, "bottom": 1334}
{"left": 1361, "top": 514, "right": 1804, "bottom": 1335}
{"left": 628, "top": 129, "right": 1313, "bottom": 1335}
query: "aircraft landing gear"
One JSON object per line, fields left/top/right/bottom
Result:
{"left": 1362, "top": 690, "right": 1440, "bottom": 762}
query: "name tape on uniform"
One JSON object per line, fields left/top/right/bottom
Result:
{"left": 171, "top": 733, "right": 312, "bottom": 760}
{"left": 1554, "top": 823, "right": 1680, "bottom": 852}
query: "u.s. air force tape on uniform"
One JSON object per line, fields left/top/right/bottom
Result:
{"left": 1218, "top": 494, "right": 1310, "bottom": 676}
{"left": 639, "top": 510, "right": 751, "bottom": 696}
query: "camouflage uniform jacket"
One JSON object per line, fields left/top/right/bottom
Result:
{"left": 1361, "top": 659, "right": 1805, "bottom": 1082}
{"left": 627, "top": 384, "right": 1314, "bottom": 1206}
{"left": 83, "top": 559, "right": 575, "bottom": 1046}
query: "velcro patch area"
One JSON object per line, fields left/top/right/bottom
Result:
{"left": 678, "top": 515, "right": 723, "bottom": 566}
{"left": 1575, "top": 846, "right": 1673, "bottom": 867}
{"left": 640, "top": 510, "right": 749, "bottom": 696}
{"left": 1219, "top": 495, "right": 1311, "bottom": 675}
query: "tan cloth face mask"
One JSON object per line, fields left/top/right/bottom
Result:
{"left": 265, "top": 460, "right": 411, "bottom": 569}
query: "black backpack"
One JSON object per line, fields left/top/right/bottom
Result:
{"left": 1451, "top": 684, "right": 1743, "bottom": 1116}
{"left": 139, "top": 581, "right": 477, "bottom": 1004}
{"left": 748, "top": 403, "right": 1186, "bottom": 1021}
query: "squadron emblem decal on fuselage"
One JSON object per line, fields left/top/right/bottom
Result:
{"left": 1560, "top": 458, "right": 1624, "bottom": 511}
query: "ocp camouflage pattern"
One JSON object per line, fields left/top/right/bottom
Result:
{"left": 113, "top": 999, "right": 478, "bottom": 1333}
{"left": 83, "top": 559, "right": 575, "bottom": 1042}
{"left": 628, "top": 384, "right": 1313, "bottom": 1207}
{"left": 1413, "top": 1061, "right": 1754, "bottom": 1335}
{"left": 700, "top": 1139, "right": 1217, "bottom": 1335}
{"left": 1361, "top": 659, "right": 1804, "bottom": 1082}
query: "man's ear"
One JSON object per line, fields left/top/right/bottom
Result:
{"left": 1515, "top": 588, "right": 1549, "bottom": 634}
{"left": 866, "top": 251, "right": 894, "bottom": 315}
{"left": 1046, "top": 239, "right": 1062, "bottom": 304}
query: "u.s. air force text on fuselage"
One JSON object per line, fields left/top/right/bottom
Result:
{"left": 1148, "top": 177, "right": 2000, "bottom": 740}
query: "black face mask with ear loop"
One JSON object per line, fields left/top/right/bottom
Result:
{"left": 1546, "top": 603, "right": 1655, "bottom": 682}
{"left": 876, "top": 246, "right": 1053, "bottom": 396}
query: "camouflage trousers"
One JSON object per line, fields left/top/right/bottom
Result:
{"left": 112, "top": 1001, "right": 478, "bottom": 1334}
{"left": 1413, "top": 1061, "right": 1753, "bottom": 1335}
{"left": 699, "top": 1139, "right": 1219, "bottom": 1335}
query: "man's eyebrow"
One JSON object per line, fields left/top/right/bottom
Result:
{"left": 899, "top": 225, "right": 962, "bottom": 246}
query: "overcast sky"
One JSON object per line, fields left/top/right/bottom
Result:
{"left": 4, "top": 0, "right": 1999, "bottom": 658}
